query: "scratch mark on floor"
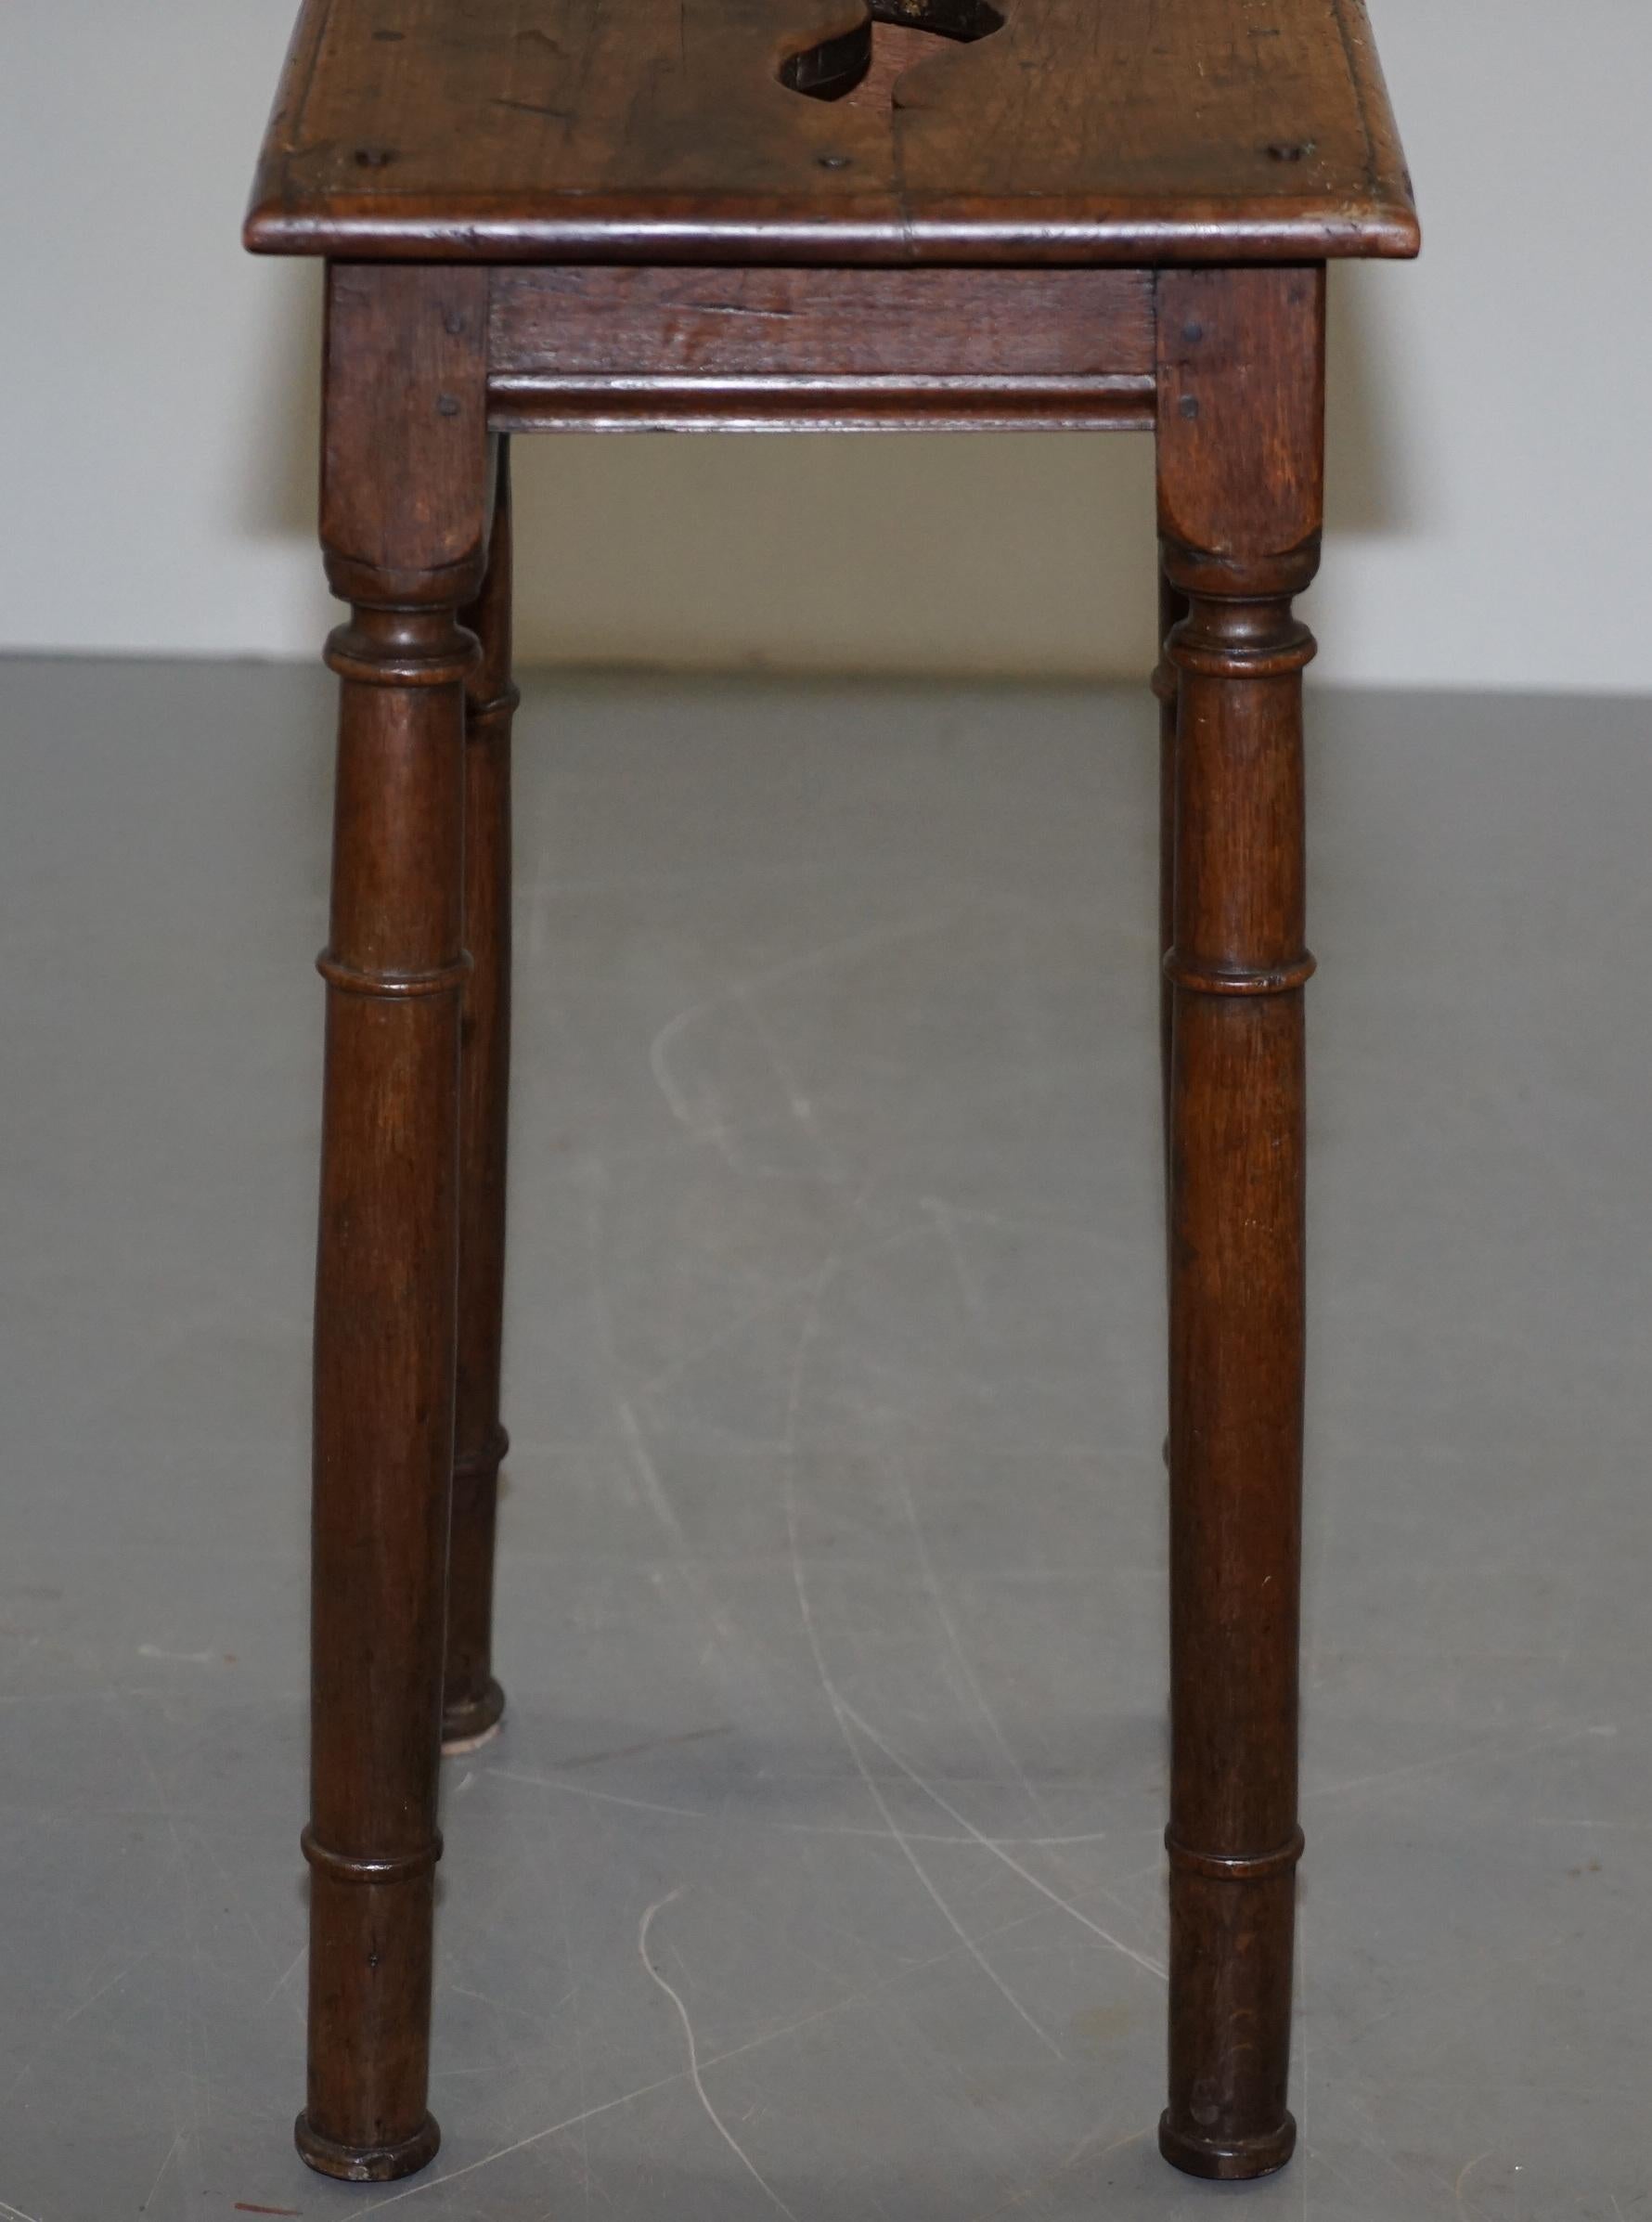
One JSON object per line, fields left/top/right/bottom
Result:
{"left": 59, "top": 1948, "right": 154, "bottom": 2025}
{"left": 966, "top": 2125, "right": 1148, "bottom": 2221}
{"left": 834, "top": 1686, "right": 1063, "bottom": 2053}
{"left": 341, "top": 1912, "right": 1056, "bottom": 2213}
{"left": 557, "top": 1725, "right": 731, "bottom": 1771}
{"left": 1531, "top": 1814, "right": 1652, "bottom": 1830}
{"left": 639, "top": 1891, "right": 803, "bottom": 2221}
{"left": 1453, "top": 2149, "right": 1491, "bottom": 2220}
{"left": 648, "top": 913, "right": 959, "bottom": 1148}
{"left": 485, "top": 1763, "right": 707, "bottom": 1819}
{"left": 545, "top": 1805, "right": 592, "bottom": 2222}
{"left": 1312, "top": 1722, "right": 1597, "bottom": 1802}
{"left": 770, "top": 1818, "right": 1116, "bottom": 1848}
{"left": 582, "top": 1168, "right": 691, "bottom": 1554}
{"left": 633, "top": 1229, "right": 930, "bottom": 1408}
{"left": 119, "top": 1696, "right": 213, "bottom": 2140}
{"left": 615, "top": 1396, "right": 689, "bottom": 1550}
{"left": 889, "top": 1448, "right": 1052, "bottom": 1828}
{"left": 739, "top": 984, "right": 843, "bottom": 1175}
{"left": 0, "top": 1686, "right": 163, "bottom": 1708}
{"left": 634, "top": 1283, "right": 813, "bottom": 1402}
{"left": 782, "top": 1255, "right": 1065, "bottom": 2057}
{"left": 262, "top": 1946, "right": 306, "bottom": 2008}
{"left": 137, "top": 2127, "right": 185, "bottom": 2214}
{"left": 921, "top": 1197, "right": 1118, "bottom": 1250}
{"left": 839, "top": 1699, "right": 1168, "bottom": 1982}
{"left": 447, "top": 1982, "right": 575, "bottom": 2029}
{"left": 920, "top": 1197, "right": 987, "bottom": 1322}
{"left": 354, "top": 2072, "right": 690, "bottom": 2212}
{"left": 703, "top": 1907, "right": 1049, "bottom": 2068}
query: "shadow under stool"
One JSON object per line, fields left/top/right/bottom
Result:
{"left": 244, "top": 0, "right": 1418, "bottom": 2187}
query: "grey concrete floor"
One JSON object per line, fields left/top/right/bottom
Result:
{"left": 1, "top": 658, "right": 1649, "bottom": 2222}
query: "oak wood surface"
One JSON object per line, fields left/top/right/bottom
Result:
{"left": 301, "top": 262, "right": 493, "bottom": 2183}
{"left": 489, "top": 265, "right": 1155, "bottom": 377}
{"left": 486, "top": 264, "right": 1156, "bottom": 431}
{"left": 1156, "top": 264, "right": 1321, "bottom": 2182}
{"left": 246, "top": 0, "right": 1418, "bottom": 265}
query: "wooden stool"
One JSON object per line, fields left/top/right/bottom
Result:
{"left": 245, "top": 0, "right": 1416, "bottom": 2186}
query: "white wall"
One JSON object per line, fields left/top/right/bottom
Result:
{"left": 5, "top": 2, "right": 1648, "bottom": 691}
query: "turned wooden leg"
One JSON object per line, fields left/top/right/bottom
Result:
{"left": 1154, "top": 267, "right": 1324, "bottom": 2181}
{"left": 297, "top": 266, "right": 492, "bottom": 2184}
{"left": 443, "top": 440, "right": 517, "bottom": 1755}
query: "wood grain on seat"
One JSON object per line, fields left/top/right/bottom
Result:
{"left": 245, "top": 0, "right": 1418, "bottom": 265}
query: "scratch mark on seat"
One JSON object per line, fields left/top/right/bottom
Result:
{"left": 685, "top": 302, "right": 799, "bottom": 320}
{"left": 639, "top": 1891, "right": 803, "bottom": 2220}
{"left": 491, "top": 96, "right": 572, "bottom": 118}
{"left": 0, "top": 2201, "right": 44, "bottom": 2222}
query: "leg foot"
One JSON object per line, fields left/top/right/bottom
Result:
{"left": 296, "top": 2110, "right": 442, "bottom": 2183}
{"left": 442, "top": 1673, "right": 506, "bottom": 1755}
{"left": 1158, "top": 2112, "right": 1297, "bottom": 2182}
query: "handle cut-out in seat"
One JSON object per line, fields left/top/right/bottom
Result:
{"left": 781, "top": 0, "right": 1004, "bottom": 109}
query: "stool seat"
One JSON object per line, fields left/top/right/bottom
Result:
{"left": 246, "top": 0, "right": 1417, "bottom": 265}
